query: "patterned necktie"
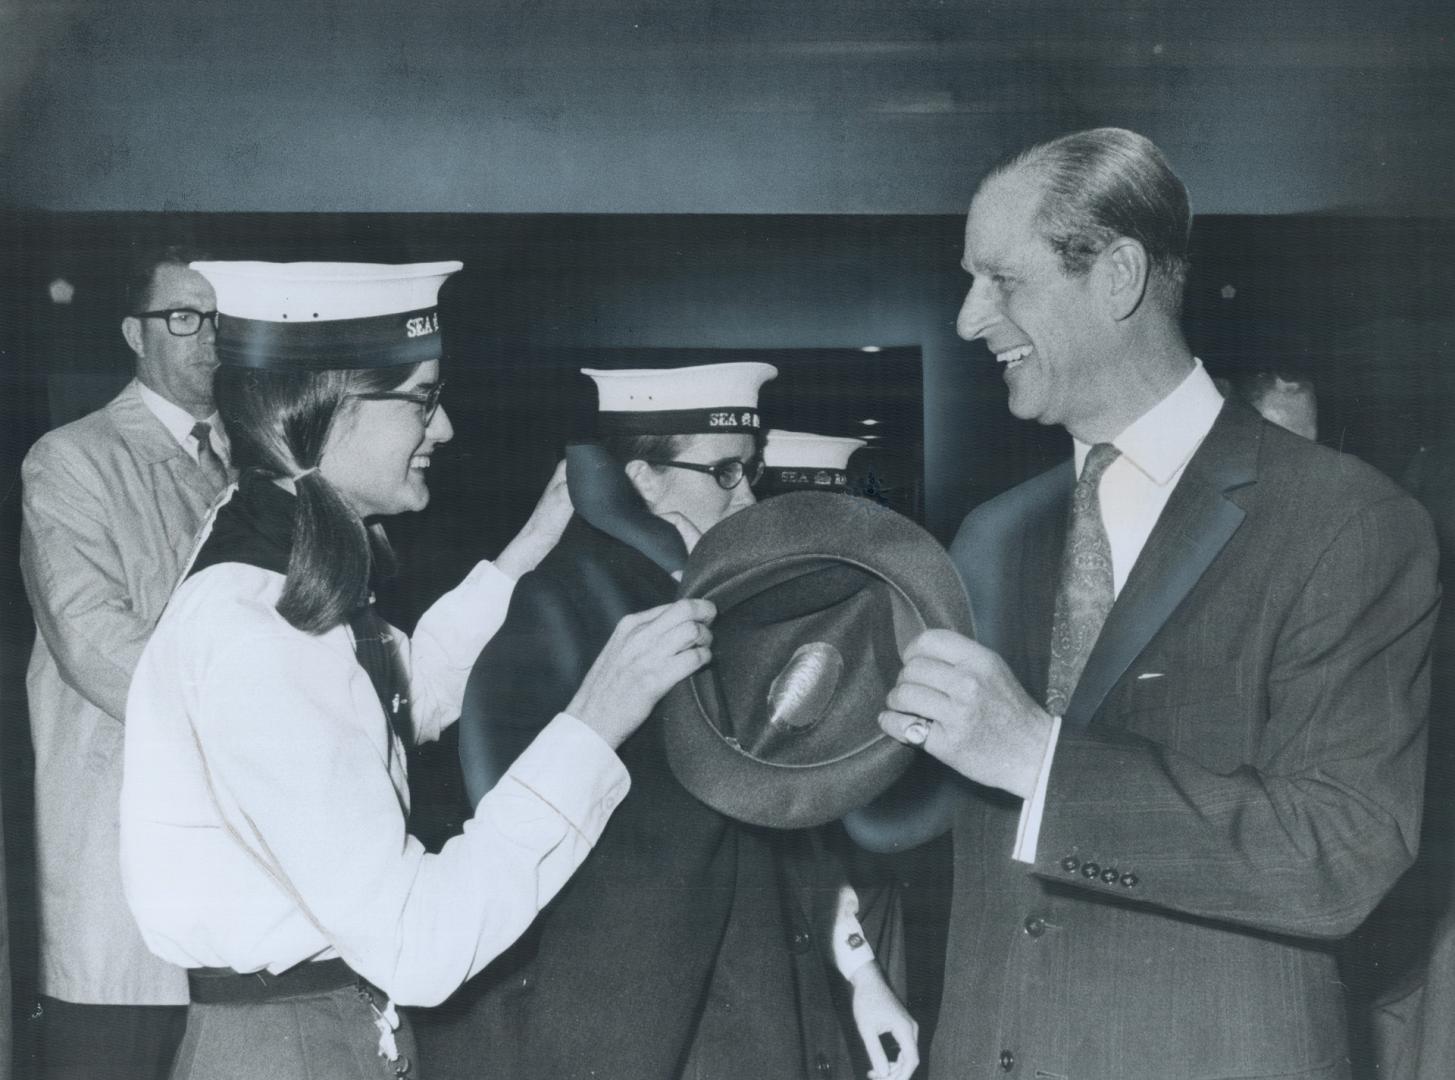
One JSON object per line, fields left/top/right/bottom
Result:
{"left": 1045, "top": 442, "right": 1121, "bottom": 719}
{"left": 190, "top": 420, "right": 228, "bottom": 491}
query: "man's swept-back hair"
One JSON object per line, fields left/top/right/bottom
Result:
{"left": 216, "top": 362, "right": 418, "bottom": 634}
{"left": 123, "top": 243, "right": 210, "bottom": 315}
{"left": 992, "top": 127, "right": 1192, "bottom": 313}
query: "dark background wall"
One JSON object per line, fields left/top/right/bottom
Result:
{"left": 1, "top": 0, "right": 1451, "bottom": 216}
{"left": 2, "top": 0, "right": 1453, "bottom": 1073}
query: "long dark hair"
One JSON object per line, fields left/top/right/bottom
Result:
{"left": 215, "top": 362, "right": 420, "bottom": 634}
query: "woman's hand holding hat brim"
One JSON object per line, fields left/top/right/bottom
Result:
{"left": 567, "top": 598, "right": 716, "bottom": 751}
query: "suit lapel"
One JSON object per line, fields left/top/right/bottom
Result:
{"left": 109, "top": 380, "right": 230, "bottom": 502}
{"left": 1063, "top": 402, "right": 1262, "bottom": 727}
{"left": 109, "top": 380, "right": 186, "bottom": 464}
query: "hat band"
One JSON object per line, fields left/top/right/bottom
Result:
{"left": 217, "top": 307, "right": 443, "bottom": 370}
{"left": 597, "top": 407, "right": 761, "bottom": 436}
{"left": 763, "top": 467, "right": 849, "bottom": 491}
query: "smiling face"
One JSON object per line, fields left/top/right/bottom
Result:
{"left": 319, "top": 359, "right": 453, "bottom": 519}
{"left": 632, "top": 432, "right": 759, "bottom": 537}
{"left": 956, "top": 168, "right": 1117, "bottom": 439}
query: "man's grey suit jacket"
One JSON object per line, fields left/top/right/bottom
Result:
{"left": 933, "top": 399, "right": 1440, "bottom": 1080}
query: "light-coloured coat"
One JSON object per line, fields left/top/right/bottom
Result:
{"left": 20, "top": 379, "right": 227, "bottom": 1003}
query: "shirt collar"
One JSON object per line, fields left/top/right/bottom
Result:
{"left": 1074, "top": 360, "right": 1223, "bottom": 485}
{"left": 187, "top": 471, "right": 295, "bottom": 581}
{"left": 135, "top": 379, "right": 224, "bottom": 454}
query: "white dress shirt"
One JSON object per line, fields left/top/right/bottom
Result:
{"left": 1013, "top": 361, "right": 1225, "bottom": 862}
{"left": 120, "top": 555, "right": 631, "bottom": 1008}
{"left": 136, "top": 380, "right": 230, "bottom": 465}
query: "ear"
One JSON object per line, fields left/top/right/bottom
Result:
{"left": 623, "top": 459, "right": 666, "bottom": 509}
{"left": 121, "top": 316, "right": 145, "bottom": 358}
{"left": 1098, "top": 237, "right": 1149, "bottom": 321}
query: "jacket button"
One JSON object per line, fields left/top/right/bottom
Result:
{"left": 1120, "top": 872, "right": 1139, "bottom": 888}
{"left": 1022, "top": 915, "right": 1046, "bottom": 938}
{"left": 999, "top": 1048, "right": 1015, "bottom": 1070}
{"left": 791, "top": 929, "right": 813, "bottom": 953}
{"left": 814, "top": 1051, "right": 833, "bottom": 1075}
{"left": 1100, "top": 867, "right": 1120, "bottom": 884}
{"left": 1059, "top": 855, "right": 1079, "bottom": 873}
{"left": 1080, "top": 861, "right": 1100, "bottom": 880}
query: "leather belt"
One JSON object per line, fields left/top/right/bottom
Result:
{"left": 188, "top": 958, "right": 378, "bottom": 1004}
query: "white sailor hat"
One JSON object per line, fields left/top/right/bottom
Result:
{"left": 190, "top": 260, "right": 462, "bottom": 371}
{"left": 761, "top": 429, "right": 867, "bottom": 493}
{"left": 581, "top": 361, "right": 778, "bottom": 436}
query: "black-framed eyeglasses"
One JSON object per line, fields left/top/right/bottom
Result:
{"left": 351, "top": 381, "right": 446, "bottom": 425}
{"left": 645, "top": 455, "right": 764, "bottom": 490}
{"left": 132, "top": 308, "right": 220, "bottom": 337}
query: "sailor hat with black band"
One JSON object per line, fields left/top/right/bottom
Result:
{"left": 762, "top": 429, "right": 868, "bottom": 493}
{"left": 190, "top": 261, "right": 462, "bottom": 371}
{"left": 582, "top": 362, "right": 778, "bottom": 436}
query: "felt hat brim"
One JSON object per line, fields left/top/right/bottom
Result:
{"left": 661, "top": 491, "right": 974, "bottom": 828}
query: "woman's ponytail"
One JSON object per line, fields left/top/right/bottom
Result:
{"left": 217, "top": 363, "right": 417, "bottom": 635}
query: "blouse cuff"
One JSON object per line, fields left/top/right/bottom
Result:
{"left": 499, "top": 712, "right": 631, "bottom": 846}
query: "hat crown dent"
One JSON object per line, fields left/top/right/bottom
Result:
{"left": 765, "top": 641, "right": 845, "bottom": 733}
{"left": 191, "top": 260, "right": 462, "bottom": 322}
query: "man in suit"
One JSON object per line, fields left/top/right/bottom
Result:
{"left": 877, "top": 128, "right": 1440, "bottom": 1079}
{"left": 20, "top": 246, "right": 233, "bottom": 1080}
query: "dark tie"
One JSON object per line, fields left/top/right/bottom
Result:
{"left": 190, "top": 420, "right": 228, "bottom": 491}
{"left": 1045, "top": 442, "right": 1121, "bottom": 719}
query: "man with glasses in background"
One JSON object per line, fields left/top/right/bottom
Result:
{"left": 20, "top": 245, "right": 233, "bottom": 1080}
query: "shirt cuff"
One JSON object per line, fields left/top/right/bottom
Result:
{"left": 1012, "top": 714, "right": 1062, "bottom": 864}
{"left": 831, "top": 884, "right": 876, "bottom": 980}
{"left": 499, "top": 712, "right": 631, "bottom": 846}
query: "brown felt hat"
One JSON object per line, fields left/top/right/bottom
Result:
{"left": 660, "top": 491, "right": 973, "bottom": 828}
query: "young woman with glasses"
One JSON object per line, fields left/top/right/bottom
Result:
{"left": 118, "top": 263, "right": 715, "bottom": 1080}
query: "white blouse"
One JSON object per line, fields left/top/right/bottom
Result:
{"left": 120, "top": 558, "right": 629, "bottom": 1007}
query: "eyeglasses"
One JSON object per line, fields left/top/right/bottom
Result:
{"left": 645, "top": 455, "right": 764, "bottom": 491}
{"left": 133, "top": 308, "right": 220, "bottom": 337}
{"left": 351, "top": 381, "right": 446, "bottom": 425}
